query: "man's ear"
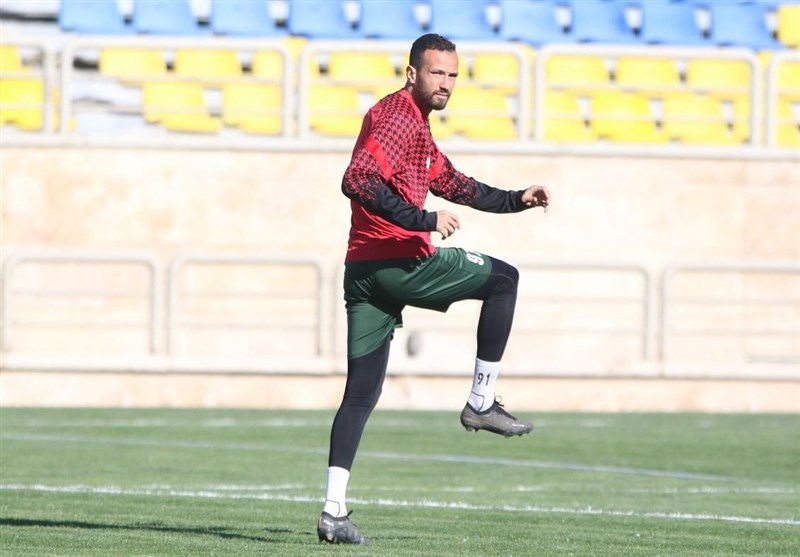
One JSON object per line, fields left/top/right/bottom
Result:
{"left": 406, "top": 65, "right": 416, "bottom": 84}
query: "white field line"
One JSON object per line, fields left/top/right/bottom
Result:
{"left": 0, "top": 431, "right": 728, "bottom": 481}
{"left": 1, "top": 483, "right": 798, "bottom": 527}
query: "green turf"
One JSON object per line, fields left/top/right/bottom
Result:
{"left": 1, "top": 408, "right": 798, "bottom": 556}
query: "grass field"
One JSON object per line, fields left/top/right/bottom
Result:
{"left": 1, "top": 408, "right": 798, "bottom": 557}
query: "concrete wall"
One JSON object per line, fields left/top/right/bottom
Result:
{"left": 3, "top": 149, "right": 798, "bottom": 263}
{"left": 1, "top": 148, "right": 798, "bottom": 410}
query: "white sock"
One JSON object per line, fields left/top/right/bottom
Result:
{"left": 468, "top": 358, "right": 500, "bottom": 412}
{"left": 322, "top": 466, "right": 350, "bottom": 518}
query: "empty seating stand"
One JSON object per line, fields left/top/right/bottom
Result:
{"left": 59, "top": 0, "right": 133, "bottom": 34}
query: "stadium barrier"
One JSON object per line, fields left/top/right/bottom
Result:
{"left": 2, "top": 249, "right": 798, "bottom": 379}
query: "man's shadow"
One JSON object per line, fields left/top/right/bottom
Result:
{"left": 0, "top": 517, "right": 305, "bottom": 544}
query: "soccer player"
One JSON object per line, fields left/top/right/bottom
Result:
{"left": 317, "top": 33, "right": 551, "bottom": 545}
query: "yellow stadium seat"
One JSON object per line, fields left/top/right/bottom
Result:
{"left": 143, "top": 82, "right": 222, "bottom": 133}
{"left": 0, "top": 79, "right": 44, "bottom": 130}
{"left": 727, "top": 97, "right": 753, "bottom": 142}
{"left": 99, "top": 49, "right": 167, "bottom": 81}
{"left": 590, "top": 91, "right": 664, "bottom": 143}
{"left": 446, "top": 85, "right": 517, "bottom": 140}
{"left": 328, "top": 52, "right": 396, "bottom": 80}
{"left": 615, "top": 57, "right": 681, "bottom": 90}
{"left": 546, "top": 56, "right": 610, "bottom": 93}
{"left": 252, "top": 51, "right": 284, "bottom": 80}
{"left": 472, "top": 53, "right": 521, "bottom": 93}
{"left": 174, "top": 49, "right": 242, "bottom": 84}
{"left": 428, "top": 112, "right": 455, "bottom": 140}
{"left": 542, "top": 91, "right": 594, "bottom": 142}
{"left": 776, "top": 100, "right": 800, "bottom": 147}
{"left": 307, "top": 85, "right": 364, "bottom": 137}
{"left": 662, "top": 94, "right": 739, "bottom": 145}
{"left": 223, "top": 83, "right": 282, "bottom": 135}
{"left": 328, "top": 52, "right": 398, "bottom": 96}
{"left": 0, "top": 46, "right": 28, "bottom": 74}
{"left": 685, "top": 59, "right": 752, "bottom": 98}
{"left": 777, "top": 4, "right": 800, "bottom": 48}
{"left": 777, "top": 61, "right": 800, "bottom": 101}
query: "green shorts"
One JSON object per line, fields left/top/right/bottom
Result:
{"left": 344, "top": 247, "right": 492, "bottom": 359}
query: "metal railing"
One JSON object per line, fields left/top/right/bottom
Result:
{"left": 2, "top": 250, "right": 799, "bottom": 378}
{"left": 165, "top": 253, "right": 327, "bottom": 357}
{"left": 0, "top": 251, "right": 161, "bottom": 354}
{"left": 659, "top": 262, "right": 800, "bottom": 365}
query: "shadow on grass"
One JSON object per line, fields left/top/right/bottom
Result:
{"left": 0, "top": 517, "right": 309, "bottom": 544}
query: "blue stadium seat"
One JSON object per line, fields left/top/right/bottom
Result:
{"left": 287, "top": 0, "right": 361, "bottom": 39}
{"left": 639, "top": 1, "right": 708, "bottom": 46}
{"left": 360, "top": 0, "right": 423, "bottom": 40}
{"left": 133, "top": 0, "right": 208, "bottom": 36}
{"left": 58, "top": 0, "right": 133, "bottom": 35}
{"left": 568, "top": 0, "right": 640, "bottom": 44}
{"left": 210, "top": 0, "right": 286, "bottom": 37}
{"left": 499, "top": 0, "right": 571, "bottom": 46}
{"left": 429, "top": 0, "right": 499, "bottom": 41}
{"left": 709, "top": 2, "right": 783, "bottom": 50}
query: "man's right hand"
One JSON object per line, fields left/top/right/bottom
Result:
{"left": 435, "top": 210, "right": 460, "bottom": 240}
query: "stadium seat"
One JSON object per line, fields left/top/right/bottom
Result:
{"left": 134, "top": 0, "right": 208, "bottom": 36}
{"left": 777, "top": 4, "right": 800, "bottom": 48}
{"left": 0, "top": 79, "right": 44, "bottom": 130}
{"left": 777, "top": 61, "right": 800, "bottom": 100}
{"left": 307, "top": 85, "right": 364, "bottom": 137}
{"left": 174, "top": 50, "right": 243, "bottom": 84}
{"left": 776, "top": 99, "right": 800, "bottom": 147}
{"left": 472, "top": 52, "right": 522, "bottom": 91}
{"left": 662, "top": 94, "right": 739, "bottom": 145}
{"left": 445, "top": 85, "right": 517, "bottom": 140}
{"left": 429, "top": 0, "right": 498, "bottom": 41}
{"left": 638, "top": 0, "right": 707, "bottom": 46}
{"left": 685, "top": 59, "right": 752, "bottom": 99}
{"left": 615, "top": 57, "right": 681, "bottom": 90}
{"left": 542, "top": 91, "right": 595, "bottom": 142}
{"left": 327, "top": 52, "right": 397, "bottom": 81}
{"left": 287, "top": 0, "right": 361, "bottom": 39}
{"left": 428, "top": 111, "right": 455, "bottom": 140}
{"left": 499, "top": 0, "right": 569, "bottom": 46}
{"left": 210, "top": 0, "right": 286, "bottom": 37}
{"left": 546, "top": 55, "right": 610, "bottom": 93}
{"left": 327, "top": 52, "right": 398, "bottom": 95}
{"left": 0, "top": 46, "right": 28, "bottom": 74}
{"left": 568, "top": 0, "right": 640, "bottom": 44}
{"left": 360, "top": 0, "right": 423, "bottom": 40}
{"left": 251, "top": 51, "right": 287, "bottom": 82}
{"left": 729, "top": 96, "right": 752, "bottom": 142}
{"left": 223, "top": 83, "right": 283, "bottom": 135}
{"left": 708, "top": 2, "right": 782, "bottom": 50}
{"left": 58, "top": 0, "right": 133, "bottom": 34}
{"left": 142, "top": 82, "right": 222, "bottom": 133}
{"left": 590, "top": 91, "right": 663, "bottom": 143}
{"left": 99, "top": 49, "right": 167, "bottom": 82}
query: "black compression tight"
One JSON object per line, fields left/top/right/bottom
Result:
{"left": 471, "top": 256, "right": 520, "bottom": 362}
{"left": 328, "top": 256, "right": 519, "bottom": 471}
{"left": 328, "top": 338, "right": 391, "bottom": 469}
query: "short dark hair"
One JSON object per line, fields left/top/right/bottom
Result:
{"left": 409, "top": 33, "right": 456, "bottom": 69}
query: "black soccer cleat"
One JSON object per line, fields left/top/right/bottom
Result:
{"left": 460, "top": 398, "right": 533, "bottom": 437}
{"left": 317, "top": 511, "right": 369, "bottom": 545}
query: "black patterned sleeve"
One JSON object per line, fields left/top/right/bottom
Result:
{"left": 430, "top": 154, "right": 527, "bottom": 213}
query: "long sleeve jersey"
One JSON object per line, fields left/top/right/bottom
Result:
{"left": 342, "top": 89, "right": 529, "bottom": 263}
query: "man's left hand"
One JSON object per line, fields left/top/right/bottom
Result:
{"left": 521, "top": 185, "right": 551, "bottom": 212}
